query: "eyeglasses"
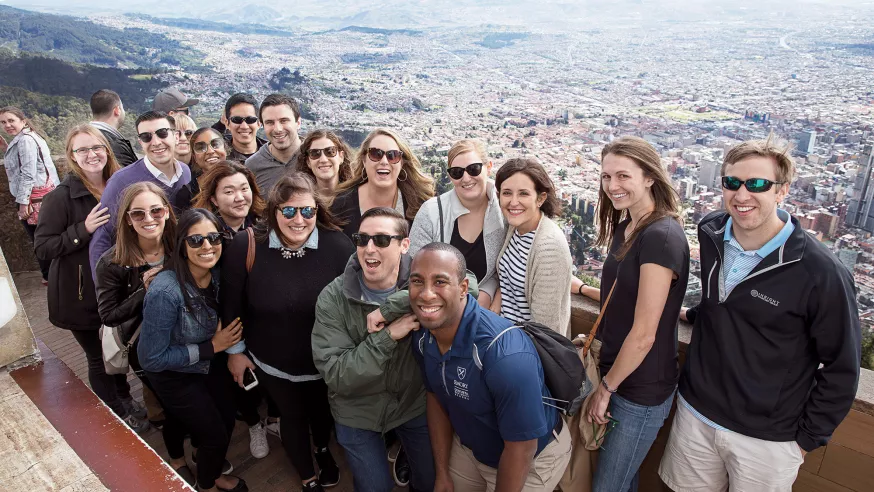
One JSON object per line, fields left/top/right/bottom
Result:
{"left": 184, "top": 231, "right": 228, "bottom": 248}
{"left": 367, "top": 148, "right": 404, "bottom": 164}
{"left": 280, "top": 206, "right": 317, "bottom": 220}
{"left": 307, "top": 146, "right": 339, "bottom": 160}
{"left": 229, "top": 116, "right": 259, "bottom": 125}
{"left": 127, "top": 205, "right": 167, "bottom": 222}
{"left": 138, "top": 128, "right": 179, "bottom": 143}
{"left": 351, "top": 233, "right": 405, "bottom": 248}
{"left": 447, "top": 163, "right": 484, "bottom": 180}
{"left": 72, "top": 145, "right": 107, "bottom": 157}
{"left": 593, "top": 416, "right": 620, "bottom": 450}
{"left": 182, "top": 129, "right": 194, "bottom": 138}
{"left": 721, "top": 176, "right": 786, "bottom": 193}
{"left": 173, "top": 108, "right": 190, "bottom": 115}
{"left": 193, "top": 138, "right": 224, "bottom": 154}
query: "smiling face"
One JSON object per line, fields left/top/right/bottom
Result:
{"left": 185, "top": 219, "right": 222, "bottom": 272}
{"left": 211, "top": 172, "right": 252, "bottom": 223}
{"left": 0, "top": 112, "right": 26, "bottom": 136}
{"left": 126, "top": 191, "right": 168, "bottom": 241}
{"left": 723, "top": 155, "right": 788, "bottom": 234}
{"left": 449, "top": 151, "right": 491, "bottom": 204}
{"left": 357, "top": 215, "right": 410, "bottom": 290}
{"left": 261, "top": 104, "right": 300, "bottom": 151}
{"left": 600, "top": 153, "right": 654, "bottom": 213}
{"left": 175, "top": 130, "right": 192, "bottom": 162}
{"left": 228, "top": 103, "right": 261, "bottom": 147}
{"left": 137, "top": 118, "right": 178, "bottom": 167}
{"left": 364, "top": 135, "right": 402, "bottom": 189}
{"left": 409, "top": 249, "right": 468, "bottom": 332}
{"left": 275, "top": 192, "right": 317, "bottom": 249}
{"left": 193, "top": 131, "right": 227, "bottom": 172}
{"left": 70, "top": 132, "right": 108, "bottom": 178}
{"left": 308, "top": 137, "right": 344, "bottom": 183}
{"left": 499, "top": 172, "right": 545, "bottom": 234}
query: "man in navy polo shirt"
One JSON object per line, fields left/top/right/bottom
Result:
{"left": 409, "top": 242, "right": 571, "bottom": 492}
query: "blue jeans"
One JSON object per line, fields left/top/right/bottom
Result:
{"left": 335, "top": 413, "right": 435, "bottom": 492}
{"left": 593, "top": 390, "right": 675, "bottom": 492}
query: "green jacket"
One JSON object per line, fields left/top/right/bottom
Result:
{"left": 312, "top": 253, "right": 479, "bottom": 433}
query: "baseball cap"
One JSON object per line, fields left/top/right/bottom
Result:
{"left": 152, "top": 88, "right": 199, "bottom": 113}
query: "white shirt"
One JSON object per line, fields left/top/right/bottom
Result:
{"left": 143, "top": 156, "right": 182, "bottom": 187}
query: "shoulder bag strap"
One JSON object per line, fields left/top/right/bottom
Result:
{"left": 437, "top": 196, "right": 444, "bottom": 243}
{"left": 246, "top": 226, "right": 256, "bottom": 273}
{"left": 582, "top": 279, "right": 617, "bottom": 357}
{"left": 25, "top": 134, "right": 50, "bottom": 186}
{"left": 126, "top": 325, "right": 142, "bottom": 348}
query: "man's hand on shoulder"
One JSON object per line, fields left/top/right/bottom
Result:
{"left": 387, "top": 313, "right": 420, "bottom": 341}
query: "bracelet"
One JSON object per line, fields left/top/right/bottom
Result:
{"left": 578, "top": 284, "right": 584, "bottom": 296}
{"left": 601, "top": 376, "right": 618, "bottom": 393}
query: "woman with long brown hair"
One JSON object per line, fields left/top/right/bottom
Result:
{"left": 585, "top": 136, "right": 689, "bottom": 492}
{"left": 331, "top": 128, "right": 434, "bottom": 238}
{"left": 187, "top": 127, "right": 229, "bottom": 200}
{"left": 295, "top": 129, "right": 353, "bottom": 195}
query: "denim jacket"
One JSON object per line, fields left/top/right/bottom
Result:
{"left": 4, "top": 130, "right": 60, "bottom": 205}
{"left": 138, "top": 268, "right": 220, "bottom": 374}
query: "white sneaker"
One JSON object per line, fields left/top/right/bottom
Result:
{"left": 249, "top": 422, "right": 270, "bottom": 459}
{"left": 264, "top": 418, "right": 281, "bottom": 440}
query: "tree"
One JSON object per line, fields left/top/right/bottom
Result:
{"left": 557, "top": 168, "right": 568, "bottom": 181}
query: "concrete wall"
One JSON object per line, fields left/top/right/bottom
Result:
{"left": 0, "top": 246, "right": 38, "bottom": 368}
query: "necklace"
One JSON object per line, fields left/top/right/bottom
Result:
{"left": 280, "top": 247, "right": 306, "bottom": 259}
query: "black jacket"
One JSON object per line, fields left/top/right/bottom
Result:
{"left": 94, "top": 246, "right": 147, "bottom": 342}
{"left": 332, "top": 186, "right": 411, "bottom": 239}
{"left": 33, "top": 175, "right": 101, "bottom": 330}
{"left": 682, "top": 211, "right": 861, "bottom": 452}
{"left": 98, "top": 127, "right": 138, "bottom": 167}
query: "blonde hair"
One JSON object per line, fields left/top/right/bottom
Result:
{"left": 722, "top": 135, "right": 796, "bottom": 184}
{"left": 64, "top": 125, "right": 121, "bottom": 200}
{"left": 447, "top": 139, "right": 488, "bottom": 167}
{"left": 335, "top": 128, "right": 434, "bottom": 221}
{"left": 173, "top": 114, "right": 197, "bottom": 133}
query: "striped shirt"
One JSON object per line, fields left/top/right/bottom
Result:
{"left": 499, "top": 230, "right": 535, "bottom": 323}
{"left": 721, "top": 209, "right": 794, "bottom": 297}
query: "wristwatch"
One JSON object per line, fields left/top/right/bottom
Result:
{"left": 601, "top": 376, "right": 618, "bottom": 393}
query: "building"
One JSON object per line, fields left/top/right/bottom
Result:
{"left": 838, "top": 248, "right": 860, "bottom": 271}
{"left": 846, "top": 145, "right": 874, "bottom": 232}
{"left": 698, "top": 157, "right": 720, "bottom": 190}
{"left": 798, "top": 130, "right": 816, "bottom": 155}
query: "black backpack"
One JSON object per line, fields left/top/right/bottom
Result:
{"left": 473, "top": 322, "right": 592, "bottom": 416}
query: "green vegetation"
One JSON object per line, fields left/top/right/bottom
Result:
{"left": 477, "top": 33, "right": 529, "bottom": 49}
{"left": 863, "top": 331, "right": 874, "bottom": 371}
{"left": 0, "top": 6, "right": 204, "bottom": 69}
{"left": 129, "top": 14, "right": 294, "bottom": 37}
{"left": 0, "top": 85, "right": 91, "bottom": 155}
{"left": 338, "top": 26, "right": 422, "bottom": 36}
{"left": 576, "top": 272, "right": 601, "bottom": 288}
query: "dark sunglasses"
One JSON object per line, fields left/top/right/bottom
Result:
{"left": 721, "top": 176, "right": 786, "bottom": 193}
{"left": 127, "top": 205, "right": 167, "bottom": 222}
{"left": 229, "top": 116, "right": 259, "bottom": 125}
{"left": 307, "top": 146, "right": 339, "bottom": 160}
{"left": 367, "top": 148, "right": 404, "bottom": 164}
{"left": 280, "top": 206, "right": 317, "bottom": 220}
{"left": 184, "top": 232, "right": 228, "bottom": 248}
{"left": 173, "top": 108, "right": 190, "bottom": 115}
{"left": 138, "top": 128, "right": 179, "bottom": 143}
{"left": 193, "top": 138, "right": 225, "bottom": 154}
{"left": 447, "top": 162, "right": 484, "bottom": 180}
{"left": 351, "top": 233, "right": 405, "bottom": 248}
{"left": 182, "top": 129, "right": 194, "bottom": 138}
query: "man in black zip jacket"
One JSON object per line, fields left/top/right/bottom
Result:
{"left": 659, "top": 139, "right": 861, "bottom": 491}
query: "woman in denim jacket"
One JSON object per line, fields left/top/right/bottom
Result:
{"left": 139, "top": 208, "right": 246, "bottom": 492}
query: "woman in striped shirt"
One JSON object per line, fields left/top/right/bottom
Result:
{"left": 492, "top": 158, "right": 573, "bottom": 336}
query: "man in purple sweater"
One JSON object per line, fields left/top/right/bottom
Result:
{"left": 89, "top": 111, "right": 191, "bottom": 278}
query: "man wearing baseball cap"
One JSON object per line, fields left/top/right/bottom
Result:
{"left": 152, "top": 87, "right": 199, "bottom": 116}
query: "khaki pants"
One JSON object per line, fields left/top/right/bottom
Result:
{"left": 658, "top": 403, "right": 804, "bottom": 492}
{"left": 449, "top": 423, "right": 572, "bottom": 492}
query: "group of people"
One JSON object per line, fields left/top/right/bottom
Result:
{"left": 0, "top": 85, "right": 861, "bottom": 492}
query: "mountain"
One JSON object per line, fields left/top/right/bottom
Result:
{"left": 128, "top": 14, "right": 294, "bottom": 36}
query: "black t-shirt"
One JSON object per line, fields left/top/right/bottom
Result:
{"left": 450, "top": 219, "right": 488, "bottom": 282}
{"left": 597, "top": 217, "right": 689, "bottom": 406}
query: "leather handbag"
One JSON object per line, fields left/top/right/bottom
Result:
{"left": 101, "top": 324, "right": 141, "bottom": 375}
{"left": 23, "top": 134, "right": 55, "bottom": 225}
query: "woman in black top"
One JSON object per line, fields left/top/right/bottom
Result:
{"left": 585, "top": 136, "right": 689, "bottom": 492}
{"left": 331, "top": 128, "right": 433, "bottom": 238}
{"left": 221, "top": 173, "right": 354, "bottom": 492}
{"left": 33, "top": 124, "right": 134, "bottom": 421}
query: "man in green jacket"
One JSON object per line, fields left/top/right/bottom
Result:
{"left": 312, "top": 207, "right": 435, "bottom": 492}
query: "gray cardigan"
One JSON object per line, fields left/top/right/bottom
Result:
{"left": 496, "top": 215, "right": 573, "bottom": 337}
{"left": 4, "top": 130, "right": 60, "bottom": 205}
{"left": 408, "top": 181, "right": 506, "bottom": 298}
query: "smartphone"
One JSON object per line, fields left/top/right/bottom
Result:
{"left": 243, "top": 367, "right": 259, "bottom": 391}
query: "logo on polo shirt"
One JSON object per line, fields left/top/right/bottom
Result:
{"left": 750, "top": 289, "right": 780, "bottom": 307}
{"left": 457, "top": 367, "right": 467, "bottom": 380}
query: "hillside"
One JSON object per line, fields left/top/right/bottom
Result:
{"left": 129, "top": 14, "right": 294, "bottom": 37}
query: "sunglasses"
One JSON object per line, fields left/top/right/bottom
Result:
{"left": 138, "top": 128, "right": 179, "bottom": 143}
{"left": 229, "top": 116, "right": 259, "bottom": 125}
{"left": 173, "top": 108, "right": 190, "bottom": 115}
{"left": 593, "top": 416, "right": 620, "bottom": 450}
{"left": 184, "top": 231, "right": 228, "bottom": 248}
{"left": 193, "top": 138, "right": 225, "bottom": 154}
{"left": 72, "top": 145, "right": 107, "bottom": 157}
{"left": 447, "top": 162, "right": 484, "bottom": 180}
{"left": 367, "top": 148, "right": 404, "bottom": 164}
{"left": 182, "top": 129, "right": 194, "bottom": 138}
{"left": 721, "top": 176, "right": 786, "bottom": 193}
{"left": 351, "top": 233, "right": 405, "bottom": 248}
{"left": 307, "top": 146, "right": 339, "bottom": 160}
{"left": 127, "top": 205, "right": 167, "bottom": 222}
{"left": 280, "top": 206, "right": 317, "bottom": 220}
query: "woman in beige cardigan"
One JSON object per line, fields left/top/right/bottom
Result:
{"left": 491, "top": 158, "right": 573, "bottom": 337}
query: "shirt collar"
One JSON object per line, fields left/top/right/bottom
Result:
{"left": 724, "top": 209, "right": 793, "bottom": 258}
{"left": 426, "top": 294, "right": 480, "bottom": 361}
{"left": 269, "top": 227, "right": 319, "bottom": 250}
{"left": 143, "top": 156, "right": 182, "bottom": 185}
{"left": 89, "top": 121, "right": 124, "bottom": 139}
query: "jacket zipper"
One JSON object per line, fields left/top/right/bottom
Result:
{"left": 706, "top": 229, "right": 798, "bottom": 302}
{"left": 77, "top": 265, "right": 83, "bottom": 300}
{"left": 441, "top": 361, "right": 450, "bottom": 396}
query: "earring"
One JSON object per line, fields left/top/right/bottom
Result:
{"left": 398, "top": 168, "right": 408, "bottom": 182}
